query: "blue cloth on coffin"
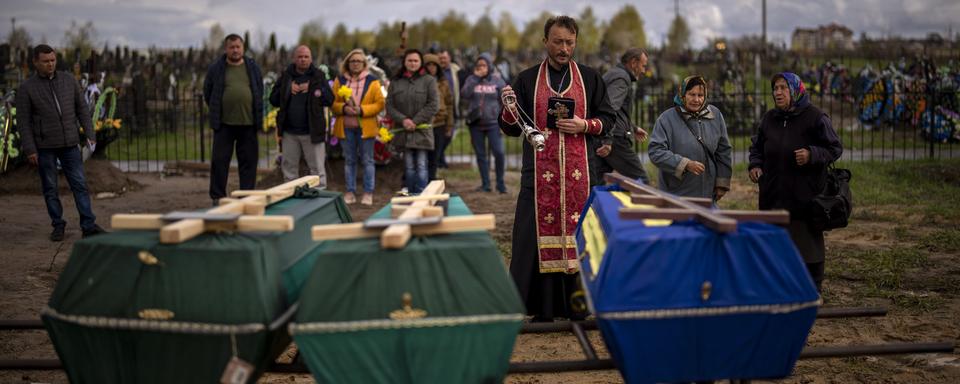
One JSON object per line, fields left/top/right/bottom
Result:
{"left": 576, "top": 186, "right": 819, "bottom": 383}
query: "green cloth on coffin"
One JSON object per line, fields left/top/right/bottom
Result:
{"left": 43, "top": 191, "right": 351, "bottom": 384}
{"left": 292, "top": 196, "right": 524, "bottom": 384}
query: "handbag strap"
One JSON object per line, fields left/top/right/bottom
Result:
{"left": 678, "top": 111, "right": 717, "bottom": 166}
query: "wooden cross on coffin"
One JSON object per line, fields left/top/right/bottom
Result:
{"left": 604, "top": 173, "right": 790, "bottom": 233}
{"left": 110, "top": 175, "right": 321, "bottom": 244}
{"left": 311, "top": 180, "right": 496, "bottom": 249}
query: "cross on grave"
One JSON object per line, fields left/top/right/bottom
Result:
{"left": 548, "top": 102, "right": 570, "bottom": 122}
{"left": 603, "top": 173, "right": 790, "bottom": 233}
{"left": 311, "top": 179, "right": 497, "bottom": 249}
{"left": 110, "top": 175, "right": 320, "bottom": 243}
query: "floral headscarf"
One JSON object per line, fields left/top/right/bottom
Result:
{"left": 673, "top": 75, "right": 713, "bottom": 120}
{"left": 771, "top": 72, "right": 809, "bottom": 110}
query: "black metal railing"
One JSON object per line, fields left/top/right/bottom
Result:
{"left": 5, "top": 77, "right": 952, "bottom": 174}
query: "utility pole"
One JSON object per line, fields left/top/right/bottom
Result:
{"left": 761, "top": 0, "right": 767, "bottom": 54}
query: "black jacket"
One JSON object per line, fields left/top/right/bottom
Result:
{"left": 15, "top": 71, "right": 95, "bottom": 155}
{"left": 269, "top": 64, "right": 334, "bottom": 143}
{"left": 749, "top": 104, "right": 843, "bottom": 216}
{"left": 203, "top": 55, "right": 264, "bottom": 131}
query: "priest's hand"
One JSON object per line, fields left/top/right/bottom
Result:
{"left": 557, "top": 116, "right": 587, "bottom": 134}
{"left": 500, "top": 86, "right": 518, "bottom": 115}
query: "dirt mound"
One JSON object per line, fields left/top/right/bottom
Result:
{"left": 0, "top": 159, "right": 142, "bottom": 195}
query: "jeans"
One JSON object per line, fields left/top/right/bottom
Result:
{"left": 427, "top": 124, "right": 449, "bottom": 180}
{"left": 342, "top": 128, "right": 375, "bottom": 193}
{"left": 404, "top": 148, "right": 428, "bottom": 193}
{"left": 37, "top": 146, "right": 97, "bottom": 230}
{"left": 469, "top": 126, "right": 505, "bottom": 192}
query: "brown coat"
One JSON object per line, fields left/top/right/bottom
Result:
{"left": 432, "top": 78, "right": 454, "bottom": 133}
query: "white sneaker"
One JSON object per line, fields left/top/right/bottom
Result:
{"left": 344, "top": 192, "right": 356, "bottom": 204}
{"left": 361, "top": 193, "right": 373, "bottom": 206}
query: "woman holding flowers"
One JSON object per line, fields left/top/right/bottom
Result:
{"left": 332, "top": 48, "right": 386, "bottom": 205}
{"left": 386, "top": 49, "right": 439, "bottom": 194}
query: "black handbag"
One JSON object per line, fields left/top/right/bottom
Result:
{"left": 809, "top": 164, "right": 853, "bottom": 231}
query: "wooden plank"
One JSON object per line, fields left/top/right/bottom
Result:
{"left": 381, "top": 207, "right": 421, "bottom": 249}
{"left": 390, "top": 194, "right": 450, "bottom": 204}
{"left": 380, "top": 179, "right": 447, "bottom": 249}
{"left": 236, "top": 216, "right": 295, "bottom": 232}
{"left": 230, "top": 190, "right": 289, "bottom": 197}
{"left": 630, "top": 195, "right": 666, "bottom": 207}
{"left": 605, "top": 173, "right": 737, "bottom": 233}
{"left": 312, "top": 214, "right": 495, "bottom": 242}
{"left": 619, "top": 208, "right": 697, "bottom": 221}
{"left": 719, "top": 210, "right": 791, "bottom": 225}
{"left": 421, "top": 206, "right": 444, "bottom": 217}
{"left": 159, "top": 219, "right": 205, "bottom": 244}
{"left": 391, "top": 205, "right": 443, "bottom": 218}
{"left": 312, "top": 223, "right": 380, "bottom": 241}
{"left": 408, "top": 214, "right": 495, "bottom": 236}
{"left": 111, "top": 214, "right": 165, "bottom": 229}
{"left": 681, "top": 196, "right": 714, "bottom": 208}
{"left": 209, "top": 200, "right": 248, "bottom": 215}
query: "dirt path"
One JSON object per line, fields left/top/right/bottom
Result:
{"left": 1, "top": 160, "right": 958, "bottom": 383}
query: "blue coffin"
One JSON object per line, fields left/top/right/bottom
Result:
{"left": 576, "top": 186, "right": 820, "bottom": 383}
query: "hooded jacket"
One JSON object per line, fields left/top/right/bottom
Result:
{"left": 460, "top": 53, "right": 506, "bottom": 130}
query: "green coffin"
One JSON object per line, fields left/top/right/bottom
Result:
{"left": 42, "top": 191, "right": 351, "bottom": 384}
{"left": 291, "top": 196, "right": 524, "bottom": 384}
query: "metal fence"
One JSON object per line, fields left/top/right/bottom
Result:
{"left": 92, "top": 81, "right": 958, "bottom": 173}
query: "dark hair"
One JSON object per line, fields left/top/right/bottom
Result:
{"left": 224, "top": 34, "right": 244, "bottom": 46}
{"left": 543, "top": 16, "right": 578, "bottom": 39}
{"left": 33, "top": 44, "right": 55, "bottom": 60}
{"left": 684, "top": 76, "right": 707, "bottom": 94}
{"left": 394, "top": 49, "right": 423, "bottom": 79}
{"left": 620, "top": 47, "right": 648, "bottom": 65}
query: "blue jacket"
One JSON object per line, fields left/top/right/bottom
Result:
{"left": 203, "top": 55, "right": 264, "bottom": 131}
{"left": 460, "top": 53, "right": 506, "bottom": 130}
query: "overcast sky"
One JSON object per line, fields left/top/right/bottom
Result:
{"left": 2, "top": 0, "right": 958, "bottom": 50}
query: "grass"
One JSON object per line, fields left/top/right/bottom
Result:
{"left": 105, "top": 128, "right": 279, "bottom": 162}
{"left": 828, "top": 245, "right": 942, "bottom": 312}
{"left": 839, "top": 158, "right": 960, "bottom": 221}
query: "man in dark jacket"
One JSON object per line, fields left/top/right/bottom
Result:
{"left": 16, "top": 44, "right": 106, "bottom": 241}
{"left": 596, "top": 47, "right": 649, "bottom": 183}
{"left": 203, "top": 34, "right": 263, "bottom": 204}
{"left": 269, "top": 45, "right": 333, "bottom": 186}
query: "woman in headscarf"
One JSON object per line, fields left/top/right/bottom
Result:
{"left": 386, "top": 49, "right": 439, "bottom": 194}
{"left": 332, "top": 48, "right": 385, "bottom": 205}
{"left": 749, "top": 72, "right": 843, "bottom": 292}
{"left": 649, "top": 75, "right": 732, "bottom": 200}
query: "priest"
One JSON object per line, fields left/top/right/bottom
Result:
{"left": 499, "top": 15, "right": 617, "bottom": 321}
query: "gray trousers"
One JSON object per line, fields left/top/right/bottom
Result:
{"left": 596, "top": 134, "right": 649, "bottom": 183}
{"left": 281, "top": 133, "right": 327, "bottom": 189}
